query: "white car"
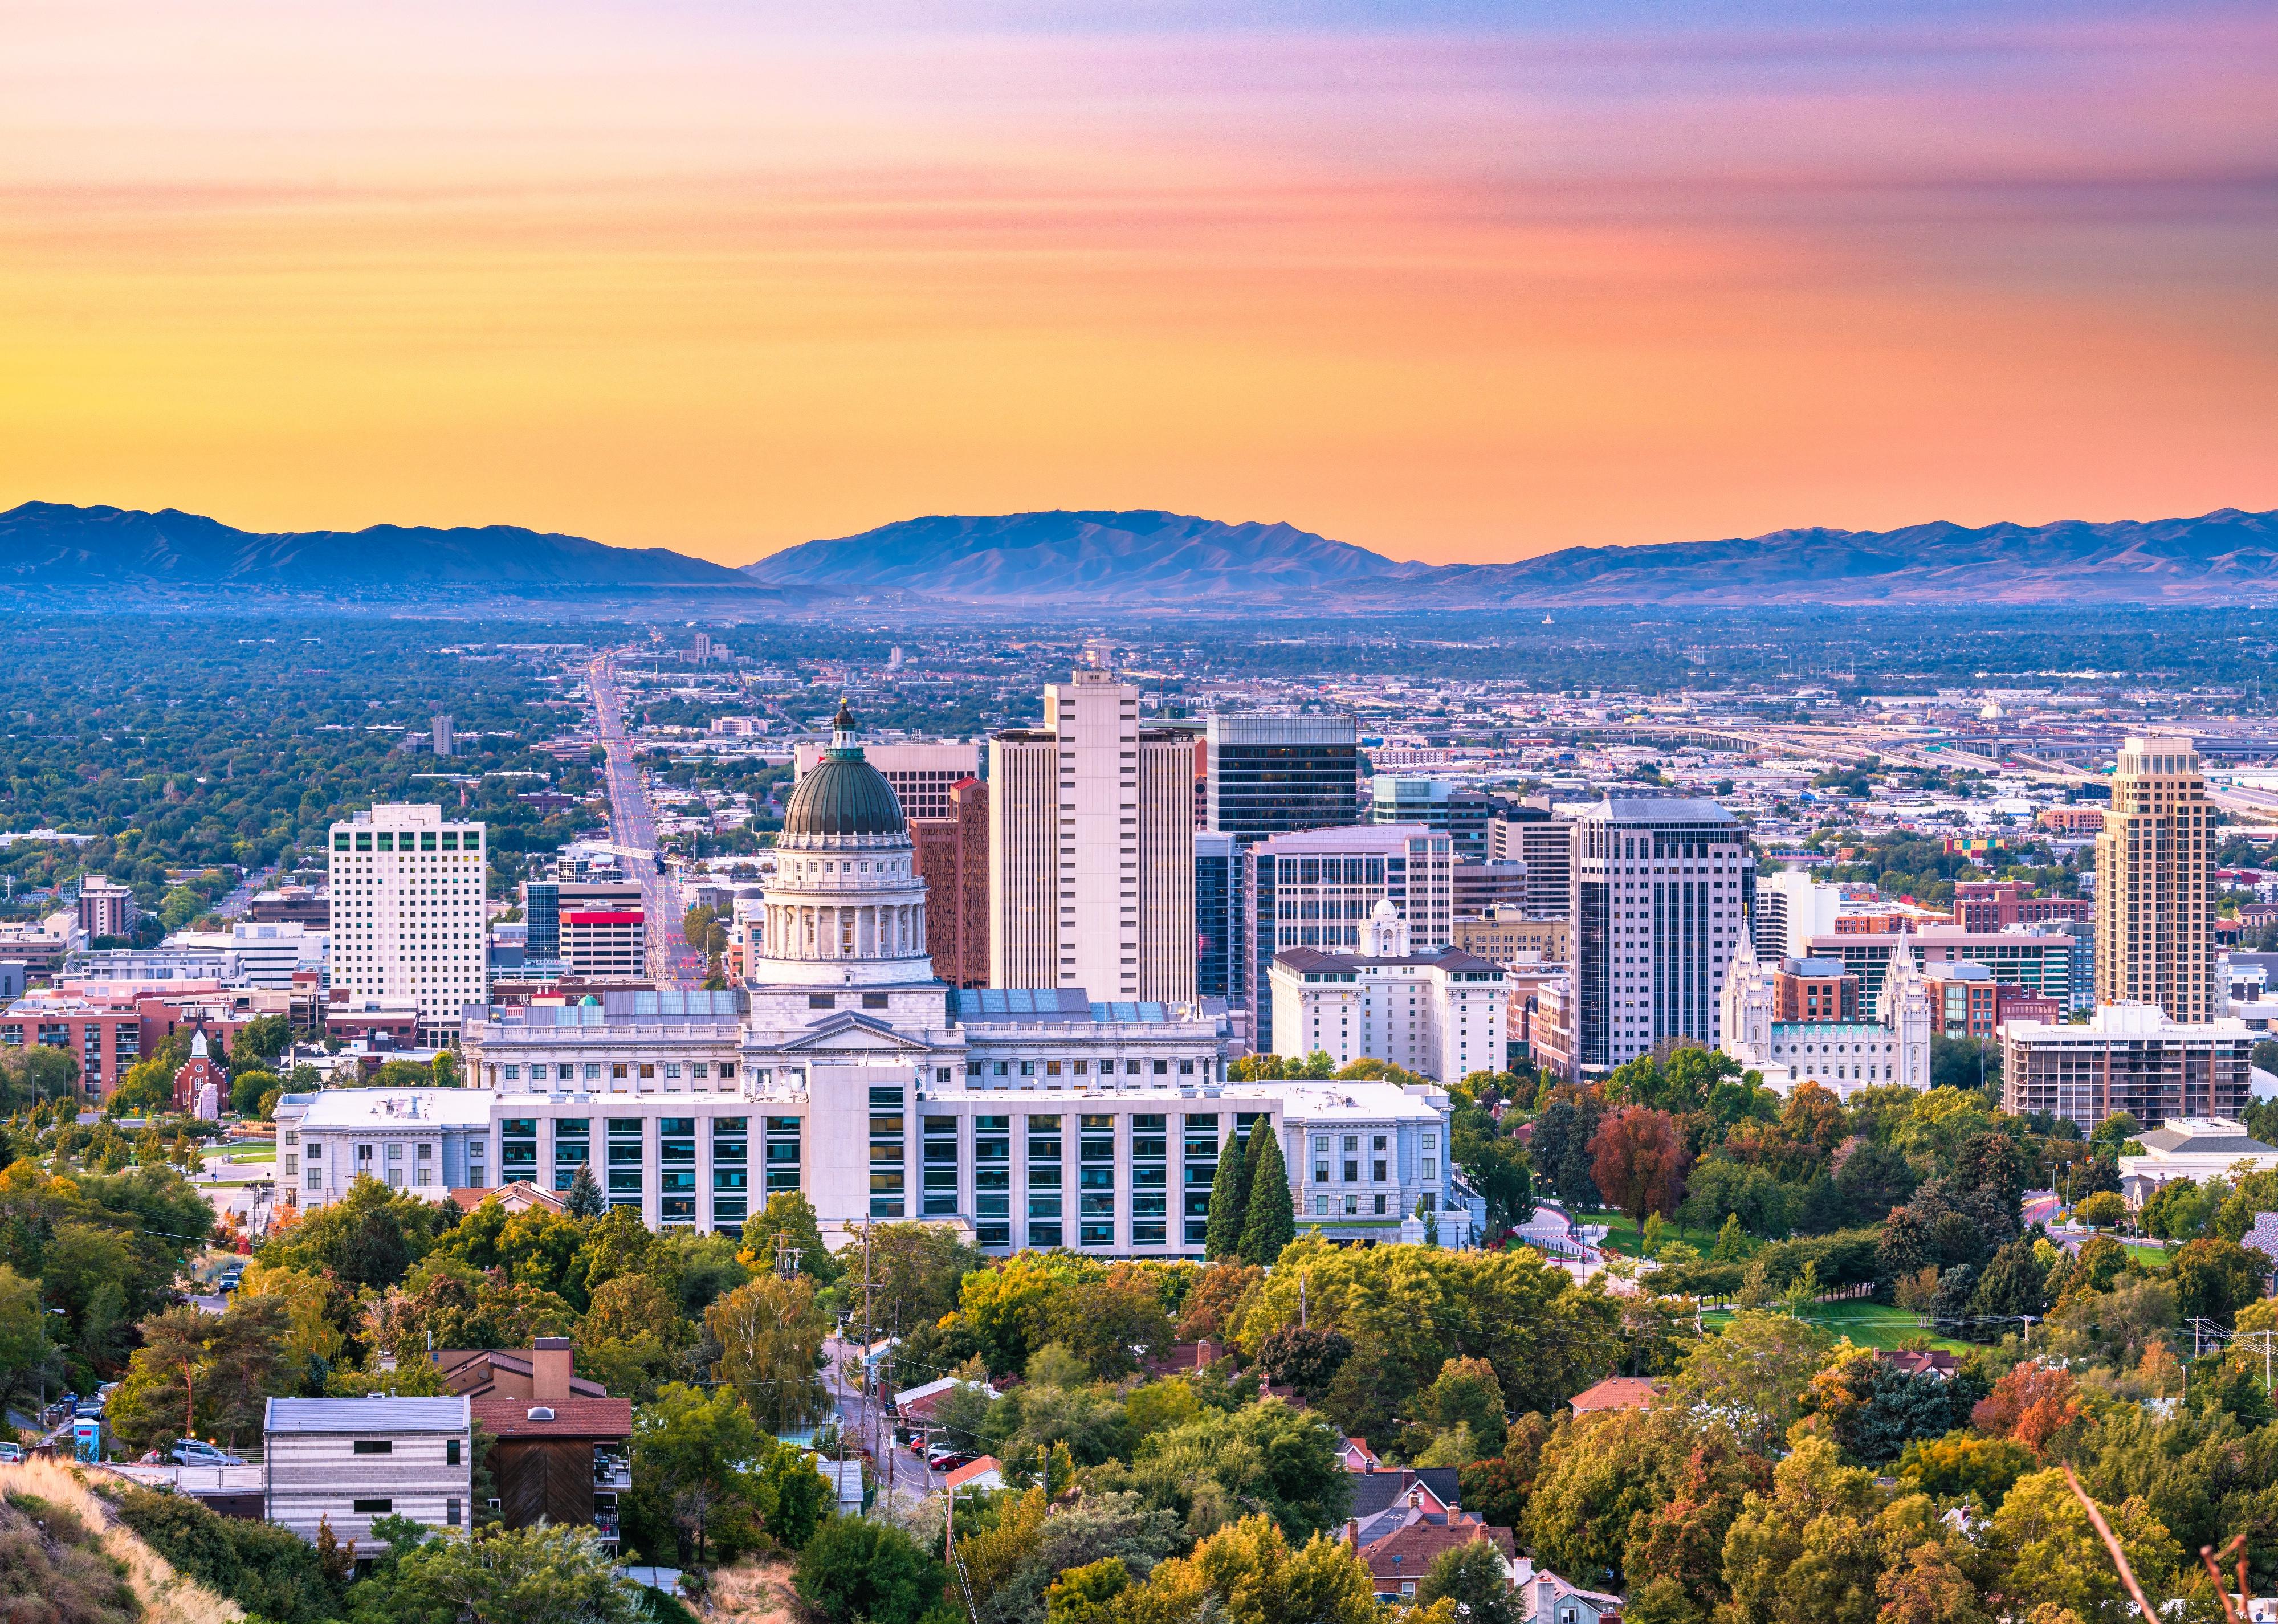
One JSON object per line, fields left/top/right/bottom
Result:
{"left": 170, "top": 1440, "right": 246, "bottom": 1467}
{"left": 0, "top": 1442, "right": 23, "bottom": 1464}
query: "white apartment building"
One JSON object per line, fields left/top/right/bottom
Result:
{"left": 165, "top": 920, "right": 328, "bottom": 990}
{"left": 1269, "top": 904, "right": 1507, "bottom": 1082}
{"left": 276, "top": 1086, "right": 494, "bottom": 1202}
{"left": 990, "top": 672, "right": 1196, "bottom": 1001}
{"left": 1568, "top": 797, "right": 1755, "bottom": 1076}
{"left": 796, "top": 738, "right": 980, "bottom": 821}
{"left": 264, "top": 1397, "right": 472, "bottom": 1544}
{"left": 329, "top": 805, "right": 488, "bottom": 1046}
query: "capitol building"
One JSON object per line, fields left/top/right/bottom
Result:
{"left": 285, "top": 707, "right": 1458, "bottom": 1258}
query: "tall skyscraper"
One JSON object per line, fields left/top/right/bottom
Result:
{"left": 911, "top": 777, "right": 989, "bottom": 988}
{"left": 1488, "top": 803, "right": 1575, "bottom": 918}
{"left": 2096, "top": 734, "right": 2215, "bottom": 1020}
{"left": 1570, "top": 797, "right": 1754, "bottom": 1074}
{"left": 1196, "top": 831, "right": 1237, "bottom": 999}
{"left": 431, "top": 715, "right": 454, "bottom": 758}
{"left": 989, "top": 672, "right": 1196, "bottom": 1000}
{"left": 1204, "top": 712, "right": 1358, "bottom": 844}
{"left": 329, "top": 803, "right": 488, "bottom": 1046}
{"left": 1241, "top": 823, "right": 1455, "bottom": 1045}
{"left": 1370, "top": 777, "right": 1497, "bottom": 859}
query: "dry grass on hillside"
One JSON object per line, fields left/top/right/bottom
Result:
{"left": 706, "top": 1556, "right": 800, "bottom": 1624}
{"left": 0, "top": 1459, "right": 242, "bottom": 1624}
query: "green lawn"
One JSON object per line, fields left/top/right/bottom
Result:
{"left": 207, "top": 1145, "right": 275, "bottom": 1163}
{"left": 1702, "top": 1300, "right": 1973, "bottom": 1353}
{"left": 1592, "top": 1212, "right": 1714, "bottom": 1257}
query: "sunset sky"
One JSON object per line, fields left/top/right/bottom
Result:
{"left": 3, "top": 0, "right": 2273, "bottom": 566}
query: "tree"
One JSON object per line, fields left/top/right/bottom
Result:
{"left": 741, "top": 1191, "right": 840, "bottom": 1286}
{"left": 632, "top": 1382, "right": 763, "bottom": 1569}
{"left": 2077, "top": 1190, "right": 2126, "bottom": 1231}
{"left": 1238, "top": 1131, "right": 1296, "bottom": 1266}
{"left": 1256, "top": 1327, "right": 1354, "bottom": 1398}
{"left": 1416, "top": 1356, "right": 1505, "bottom": 1442}
{"left": 1717, "top": 1437, "right": 1881, "bottom": 1624}
{"left": 794, "top": 1514, "right": 946, "bottom": 1624}
{"left": 756, "top": 1443, "right": 836, "bottom": 1549}
{"left": 382, "top": 1520, "right": 646, "bottom": 1624}
{"left": 1588, "top": 1107, "right": 1688, "bottom": 1234}
{"left": 229, "top": 1068, "right": 280, "bottom": 1118}
{"left": 1115, "top": 1515, "right": 1377, "bottom": 1624}
{"left": 1991, "top": 1468, "right": 2179, "bottom": 1619}
{"left": 0, "top": 1264, "right": 59, "bottom": 1410}
{"left": 1046, "top": 1558, "right": 1132, "bottom": 1624}
{"left": 2170, "top": 1235, "right": 2265, "bottom": 1324}
{"left": 1417, "top": 1539, "right": 1519, "bottom": 1624}
{"left": 1668, "top": 1311, "right": 1829, "bottom": 1455}
{"left": 1205, "top": 1131, "right": 1255, "bottom": 1260}
{"left": 1113, "top": 1398, "right": 1351, "bottom": 1542}
{"left": 707, "top": 1274, "right": 830, "bottom": 1435}
{"left": 562, "top": 1162, "right": 606, "bottom": 1219}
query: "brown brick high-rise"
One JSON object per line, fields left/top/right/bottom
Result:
{"left": 2095, "top": 735, "right": 2214, "bottom": 1020}
{"left": 912, "top": 777, "right": 989, "bottom": 988}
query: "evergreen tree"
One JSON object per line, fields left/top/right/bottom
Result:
{"left": 1238, "top": 1129, "right": 1296, "bottom": 1264}
{"left": 563, "top": 1162, "right": 606, "bottom": 1218}
{"left": 1204, "top": 1131, "right": 1253, "bottom": 1260}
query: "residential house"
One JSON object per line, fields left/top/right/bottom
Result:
{"left": 1360, "top": 1521, "right": 1519, "bottom": 1602}
{"left": 1879, "top": 1350, "right": 1960, "bottom": 1381}
{"left": 891, "top": 1376, "right": 1000, "bottom": 1445}
{"left": 1568, "top": 1377, "right": 1661, "bottom": 1416}
{"left": 263, "top": 1397, "right": 472, "bottom": 1549}
{"left": 449, "top": 1182, "right": 565, "bottom": 1218}
{"left": 437, "top": 1340, "right": 612, "bottom": 1404}
{"left": 466, "top": 1338, "right": 632, "bottom": 1552}
{"left": 944, "top": 1456, "right": 1006, "bottom": 1494}
{"left": 1515, "top": 1563, "right": 1625, "bottom": 1624}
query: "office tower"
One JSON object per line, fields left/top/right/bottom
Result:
{"left": 2096, "top": 735, "right": 2215, "bottom": 1020}
{"left": 1453, "top": 858, "right": 1529, "bottom": 919}
{"left": 693, "top": 631, "right": 712, "bottom": 663}
{"left": 1204, "top": 713, "right": 1359, "bottom": 844}
{"left": 1371, "top": 777, "right": 1494, "bottom": 859}
{"left": 75, "top": 875, "right": 138, "bottom": 940}
{"left": 2002, "top": 1005, "right": 2250, "bottom": 1135}
{"left": 1241, "top": 823, "right": 1456, "bottom": 1045}
{"left": 1489, "top": 805, "right": 1575, "bottom": 919}
{"left": 1196, "top": 832, "right": 1237, "bottom": 999}
{"left": 1570, "top": 797, "right": 1755, "bottom": 1074}
{"left": 524, "top": 878, "right": 643, "bottom": 961}
{"left": 990, "top": 672, "right": 1196, "bottom": 1001}
{"left": 330, "top": 804, "right": 488, "bottom": 1046}
{"left": 558, "top": 907, "right": 647, "bottom": 979}
{"left": 794, "top": 740, "right": 981, "bottom": 822}
{"left": 431, "top": 715, "right": 454, "bottom": 758}
{"left": 911, "top": 777, "right": 989, "bottom": 988}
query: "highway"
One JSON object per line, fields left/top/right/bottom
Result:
{"left": 587, "top": 656, "right": 707, "bottom": 989}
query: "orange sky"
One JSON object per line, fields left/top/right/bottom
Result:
{"left": 2, "top": 2, "right": 2273, "bottom": 566}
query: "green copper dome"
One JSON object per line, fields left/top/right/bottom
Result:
{"left": 781, "top": 701, "right": 906, "bottom": 839}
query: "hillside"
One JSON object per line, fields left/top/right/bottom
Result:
{"left": 0, "top": 503, "right": 748, "bottom": 587}
{"left": 1, "top": 1459, "right": 241, "bottom": 1624}
{"left": 744, "top": 504, "right": 2278, "bottom": 609}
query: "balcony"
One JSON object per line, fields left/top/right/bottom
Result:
{"left": 592, "top": 1510, "right": 621, "bottom": 1543}
{"left": 594, "top": 1452, "right": 631, "bottom": 1492}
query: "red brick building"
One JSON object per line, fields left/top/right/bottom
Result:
{"left": 1772, "top": 958, "right": 1860, "bottom": 1022}
{"left": 1951, "top": 880, "right": 2091, "bottom": 936}
{"left": 910, "top": 777, "right": 989, "bottom": 988}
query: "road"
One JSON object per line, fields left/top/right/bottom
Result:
{"left": 214, "top": 863, "right": 278, "bottom": 921}
{"left": 587, "top": 656, "right": 706, "bottom": 988}
{"left": 825, "top": 1333, "right": 942, "bottom": 1519}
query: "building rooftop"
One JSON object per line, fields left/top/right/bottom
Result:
{"left": 470, "top": 1395, "right": 633, "bottom": 1439}
{"left": 948, "top": 988, "right": 1222, "bottom": 1026}
{"left": 298, "top": 1088, "right": 495, "bottom": 1129}
{"left": 1274, "top": 946, "right": 1501, "bottom": 975}
{"left": 2133, "top": 1119, "right": 2278, "bottom": 1157}
{"left": 265, "top": 1396, "right": 470, "bottom": 1434}
{"left": 474, "top": 989, "right": 747, "bottom": 1027}
{"left": 1252, "top": 822, "right": 1440, "bottom": 854}
{"left": 1586, "top": 797, "right": 1740, "bottom": 825}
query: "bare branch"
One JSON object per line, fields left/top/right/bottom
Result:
{"left": 2061, "top": 1464, "right": 2159, "bottom": 1621}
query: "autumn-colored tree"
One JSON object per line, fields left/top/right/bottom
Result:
{"left": 1178, "top": 1261, "right": 1264, "bottom": 1341}
{"left": 1970, "top": 1364, "right": 2084, "bottom": 1459}
{"left": 1587, "top": 1107, "right": 1689, "bottom": 1234}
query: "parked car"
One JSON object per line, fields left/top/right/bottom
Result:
{"left": 170, "top": 1439, "right": 246, "bottom": 1467}
{"left": 74, "top": 1399, "right": 104, "bottom": 1419}
{"left": 0, "top": 1442, "right": 23, "bottom": 1464}
{"left": 926, "top": 1446, "right": 976, "bottom": 1472}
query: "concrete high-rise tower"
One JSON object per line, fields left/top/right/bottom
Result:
{"left": 2096, "top": 735, "right": 2215, "bottom": 1020}
{"left": 329, "top": 803, "right": 488, "bottom": 1046}
{"left": 989, "top": 671, "right": 1195, "bottom": 1001}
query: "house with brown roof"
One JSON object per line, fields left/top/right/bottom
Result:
{"left": 1359, "top": 1520, "right": 1518, "bottom": 1602}
{"left": 1878, "top": 1350, "right": 1959, "bottom": 1381}
{"left": 462, "top": 1338, "right": 631, "bottom": 1551}
{"left": 447, "top": 1181, "right": 564, "bottom": 1217}
{"left": 1568, "top": 1377, "right": 1662, "bottom": 1416}
{"left": 437, "top": 1343, "right": 613, "bottom": 1403}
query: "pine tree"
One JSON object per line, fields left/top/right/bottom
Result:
{"left": 1713, "top": 1213, "right": 1750, "bottom": 1262}
{"left": 563, "top": 1162, "right": 605, "bottom": 1218}
{"left": 1204, "top": 1132, "right": 1253, "bottom": 1260}
{"left": 1238, "top": 1129, "right": 1296, "bottom": 1265}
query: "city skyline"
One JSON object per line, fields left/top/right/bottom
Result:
{"left": 6, "top": 1, "right": 2273, "bottom": 566}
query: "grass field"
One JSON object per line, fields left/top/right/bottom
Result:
{"left": 1592, "top": 1212, "right": 1714, "bottom": 1256}
{"left": 1702, "top": 1300, "right": 1974, "bottom": 1352}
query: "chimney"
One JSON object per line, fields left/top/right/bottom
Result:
{"left": 532, "top": 1336, "right": 573, "bottom": 1407}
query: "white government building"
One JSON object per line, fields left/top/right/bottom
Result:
{"left": 287, "top": 709, "right": 1460, "bottom": 1255}
{"left": 1268, "top": 901, "right": 1508, "bottom": 1081}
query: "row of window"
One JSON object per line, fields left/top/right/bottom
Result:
{"left": 335, "top": 829, "right": 480, "bottom": 851}
{"left": 500, "top": 1061, "right": 738, "bottom": 1082}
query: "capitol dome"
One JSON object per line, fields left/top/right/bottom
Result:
{"left": 780, "top": 702, "right": 906, "bottom": 842}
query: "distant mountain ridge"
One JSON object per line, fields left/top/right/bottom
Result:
{"left": 0, "top": 501, "right": 748, "bottom": 586}
{"left": 745, "top": 505, "right": 2278, "bottom": 607}
{"left": 11, "top": 499, "right": 2278, "bottom": 606}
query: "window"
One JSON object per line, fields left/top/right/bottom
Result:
{"left": 447, "top": 1498, "right": 461, "bottom": 1528}
{"left": 353, "top": 1500, "right": 393, "bottom": 1515}
{"left": 307, "top": 1168, "right": 322, "bottom": 1189}
{"left": 447, "top": 1438, "right": 461, "bottom": 1466}
{"left": 353, "top": 1440, "right": 393, "bottom": 1455}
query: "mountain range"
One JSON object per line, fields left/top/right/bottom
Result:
{"left": 8, "top": 499, "right": 2277, "bottom": 607}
